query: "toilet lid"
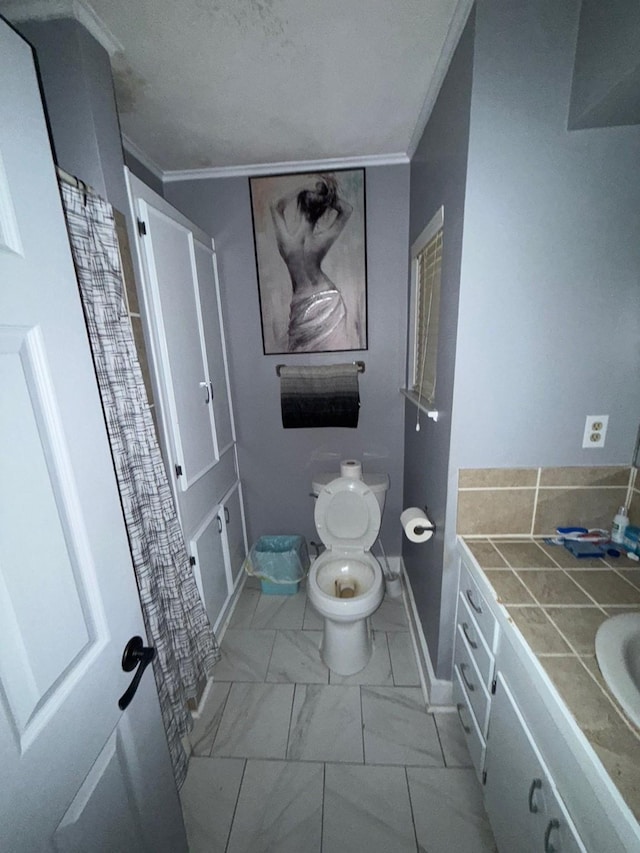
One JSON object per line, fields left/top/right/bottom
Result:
{"left": 314, "top": 477, "right": 381, "bottom": 551}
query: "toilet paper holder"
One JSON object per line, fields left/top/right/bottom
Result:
{"left": 414, "top": 507, "right": 436, "bottom": 536}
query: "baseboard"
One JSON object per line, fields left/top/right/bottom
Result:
{"left": 188, "top": 676, "right": 215, "bottom": 720}
{"left": 380, "top": 553, "right": 401, "bottom": 578}
{"left": 400, "top": 558, "right": 453, "bottom": 709}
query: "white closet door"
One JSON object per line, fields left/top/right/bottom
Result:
{"left": 193, "top": 240, "right": 234, "bottom": 455}
{"left": 137, "top": 202, "right": 216, "bottom": 489}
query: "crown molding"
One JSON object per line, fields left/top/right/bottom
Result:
{"left": 162, "top": 151, "right": 410, "bottom": 183}
{"left": 0, "top": 0, "right": 123, "bottom": 55}
{"left": 406, "top": 0, "right": 474, "bottom": 159}
{"left": 121, "top": 135, "right": 165, "bottom": 182}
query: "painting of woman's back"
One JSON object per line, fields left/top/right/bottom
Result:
{"left": 250, "top": 169, "right": 367, "bottom": 354}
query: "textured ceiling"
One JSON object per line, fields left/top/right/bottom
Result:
{"left": 7, "top": 0, "right": 470, "bottom": 174}
{"left": 97, "top": 0, "right": 468, "bottom": 174}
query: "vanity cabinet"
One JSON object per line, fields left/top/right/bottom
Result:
{"left": 484, "top": 672, "right": 586, "bottom": 853}
{"left": 452, "top": 560, "right": 498, "bottom": 782}
{"left": 456, "top": 543, "right": 640, "bottom": 853}
{"left": 126, "top": 170, "right": 246, "bottom": 633}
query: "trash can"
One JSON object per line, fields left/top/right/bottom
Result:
{"left": 244, "top": 535, "right": 310, "bottom": 595}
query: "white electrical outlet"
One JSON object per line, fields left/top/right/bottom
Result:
{"left": 582, "top": 415, "right": 609, "bottom": 448}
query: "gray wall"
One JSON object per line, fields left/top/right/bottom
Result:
{"left": 17, "top": 18, "right": 129, "bottom": 216}
{"left": 165, "top": 166, "right": 410, "bottom": 553}
{"left": 430, "top": 0, "right": 640, "bottom": 681}
{"left": 124, "top": 149, "right": 164, "bottom": 197}
{"left": 452, "top": 0, "right": 640, "bottom": 471}
{"left": 402, "top": 12, "right": 474, "bottom": 675}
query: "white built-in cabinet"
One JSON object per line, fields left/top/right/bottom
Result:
{"left": 455, "top": 543, "right": 640, "bottom": 853}
{"left": 452, "top": 559, "right": 496, "bottom": 782}
{"left": 483, "top": 672, "right": 586, "bottom": 853}
{"left": 126, "top": 169, "right": 247, "bottom": 633}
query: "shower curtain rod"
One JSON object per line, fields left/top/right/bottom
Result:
{"left": 56, "top": 165, "right": 96, "bottom": 197}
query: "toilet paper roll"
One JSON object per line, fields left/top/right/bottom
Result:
{"left": 340, "top": 459, "right": 362, "bottom": 480}
{"left": 401, "top": 507, "right": 434, "bottom": 543}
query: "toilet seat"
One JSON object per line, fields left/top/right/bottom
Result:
{"left": 314, "top": 477, "right": 381, "bottom": 552}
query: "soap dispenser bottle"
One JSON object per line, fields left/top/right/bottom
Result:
{"left": 611, "top": 506, "right": 628, "bottom": 544}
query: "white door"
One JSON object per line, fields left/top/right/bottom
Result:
{"left": 0, "top": 22, "right": 187, "bottom": 853}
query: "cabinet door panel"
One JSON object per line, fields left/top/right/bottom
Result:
{"left": 223, "top": 486, "right": 247, "bottom": 589}
{"left": 485, "top": 673, "right": 586, "bottom": 853}
{"left": 542, "top": 783, "right": 588, "bottom": 853}
{"left": 190, "top": 507, "right": 229, "bottom": 633}
{"left": 139, "top": 203, "right": 216, "bottom": 488}
{"left": 193, "top": 241, "right": 234, "bottom": 455}
{"left": 484, "top": 673, "right": 547, "bottom": 853}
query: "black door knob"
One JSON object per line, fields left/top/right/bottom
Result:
{"left": 118, "top": 635, "right": 155, "bottom": 710}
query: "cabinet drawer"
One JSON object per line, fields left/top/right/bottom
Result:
{"left": 454, "top": 623, "right": 491, "bottom": 735}
{"left": 453, "top": 667, "right": 486, "bottom": 782}
{"left": 459, "top": 560, "right": 497, "bottom": 649}
{"left": 457, "top": 590, "right": 494, "bottom": 688}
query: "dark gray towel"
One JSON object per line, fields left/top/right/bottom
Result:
{"left": 280, "top": 364, "right": 360, "bottom": 428}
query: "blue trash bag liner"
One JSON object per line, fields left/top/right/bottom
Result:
{"left": 243, "top": 535, "right": 310, "bottom": 594}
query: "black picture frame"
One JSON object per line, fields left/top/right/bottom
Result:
{"left": 249, "top": 168, "right": 368, "bottom": 355}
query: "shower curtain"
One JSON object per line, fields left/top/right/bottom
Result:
{"left": 59, "top": 179, "right": 220, "bottom": 786}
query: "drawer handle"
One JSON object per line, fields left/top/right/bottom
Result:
{"left": 462, "top": 621, "right": 478, "bottom": 649}
{"left": 528, "top": 778, "right": 542, "bottom": 813}
{"left": 460, "top": 662, "right": 475, "bottom": 692}
{"left": 456, "top": 702, "right": 471, "bottom": 734}
{"left": 466, "top": 588, "right": 483, "bottom": 614}
{"left": 544, "top": 818, "right": 560, "bottom": 853}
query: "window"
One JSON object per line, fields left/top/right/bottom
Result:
{"left": 408, "top": 207, "right": 443, "bottom": 407}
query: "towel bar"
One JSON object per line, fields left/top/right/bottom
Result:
{"left": 276, "top": 361, "right": 365, "bottom": 376}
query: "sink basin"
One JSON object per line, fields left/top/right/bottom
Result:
{"left": 595, "top": 613, "right": 640, "bottom": 728}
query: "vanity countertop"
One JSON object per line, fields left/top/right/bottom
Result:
{"left": 461, "top": 536, "right": 640, "bottom": 824}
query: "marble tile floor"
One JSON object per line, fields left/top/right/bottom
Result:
{"left": 180, "top": 579, "right": 496, "bottom": 853}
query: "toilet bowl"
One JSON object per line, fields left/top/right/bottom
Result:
{"left": 308, "top": 475, "right": 385, "bottom": 675}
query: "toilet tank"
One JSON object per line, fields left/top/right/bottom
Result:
{"left": 312, "top": 472, "right": 390, "bottom": 515}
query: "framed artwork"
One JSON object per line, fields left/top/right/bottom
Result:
{"left": 249, "top": 169, "right": 367, "bottom": 355}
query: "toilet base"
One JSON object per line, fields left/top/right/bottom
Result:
{"left": 320, "top": 616, "right": 373, "bottom": 676}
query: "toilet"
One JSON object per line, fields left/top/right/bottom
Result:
{"left": 308, "top": 468, "right": 389, "bottom": 675}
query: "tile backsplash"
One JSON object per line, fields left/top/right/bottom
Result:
{"left": 457, "top": 466, "right": 637, "bottom": 536}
